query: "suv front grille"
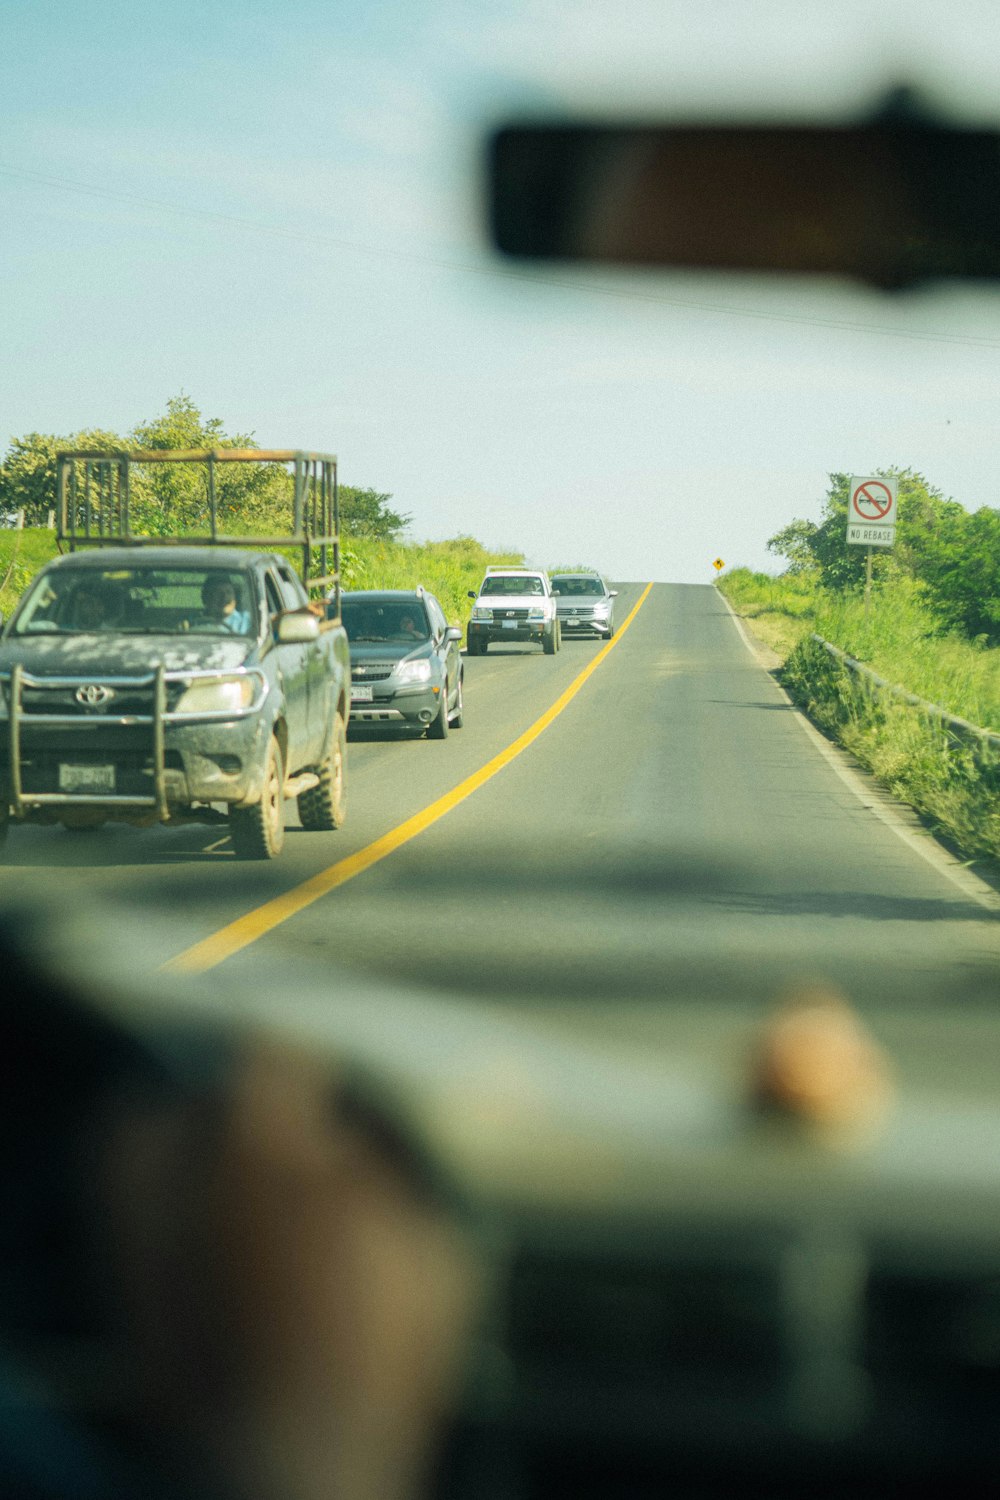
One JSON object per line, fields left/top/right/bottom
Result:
{"left": 352, "top": 663, "right": 395, "bottom": 681}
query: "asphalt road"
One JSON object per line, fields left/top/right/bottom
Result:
{"left": 7, "top": 582, "right": 1000, "bottom": 1096}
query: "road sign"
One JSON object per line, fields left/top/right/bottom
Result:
{"left": 713, "top": 558, "right": 725, "bottom": 571}
{"left": 847, "top": 523, "right": 895, "bottom": 547}
{"left": 847, "top": 476, "right": 897, "bottom": 547}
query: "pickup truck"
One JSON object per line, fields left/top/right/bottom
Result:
{"left": 0, "top": 449, "right": 350, "bottom": 859}
{"left": 466, "top": 566, "right": 561, "bottom": 654}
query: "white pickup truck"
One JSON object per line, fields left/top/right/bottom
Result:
{"left": 466, "top": 566, "right": 560, "bottom": 655}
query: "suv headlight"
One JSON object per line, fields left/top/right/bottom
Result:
{"left": 593, "top": 598, "right": 612, "bottom": 615}
{"left": 471, "top": 605, "right": 493, "bottom": 622}
{"left": 395, "top": 658, "right": 432, "bottom": 684}
{"left": 173, "top": 675, "right": 258, "bottom": 715}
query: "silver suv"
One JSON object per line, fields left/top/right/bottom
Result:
{"left": 550, "top": 571, "right": 618, "bottom": 639}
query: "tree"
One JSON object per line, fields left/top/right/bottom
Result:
{"left": 0, "top": 396, "right": 403, "bottom": 544}
{"left": 767, "top": 469, "right": 963, "bottom": 592}
{"left": 0, "top": 428, "right": 121, "bottom": 524}
{"left": 766, "top": 467, "right": 1000, "bottom": 643}
{"left": 338, "top": 485, "right": 410, "bottom": 540}
{"left": 766, "top": 518, "right": 819, "bottom": 574}
{"left": 127, "top": 393, "right": 292, "bottom": 536}
{"left": 915, "top": 504, "right": 1000, "bottom": 641}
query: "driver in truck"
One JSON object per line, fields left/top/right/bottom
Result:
{"left": 200, "top": 575, "right": 251, "bottom": 634}
{"left": 70, "top": 583, "right": 117, "bottom": 631}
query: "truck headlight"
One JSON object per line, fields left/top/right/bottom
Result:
{"left": 527, "top": 606, "right": 545, "bottom": 621}
{"left": 395, "top": 659, "right": 432, "bottom": 684}
{"left": 471, "top": 606, "right": 493, "bottom": 622}
{"left": 174, "top": 675, "right": 258, "bottom": 715}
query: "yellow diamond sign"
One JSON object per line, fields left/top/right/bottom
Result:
{"left": 712, "top": 558, "right": 725, "bottom": 572}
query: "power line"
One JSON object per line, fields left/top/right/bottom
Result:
{"left": 3, "top": 160, "right": 1000, "bottom": 351}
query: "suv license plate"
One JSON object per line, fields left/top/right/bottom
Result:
{"left": 351, "top": 685, "right": 374, "bottom": 702}
{"left": 59, "top": 763, "right": 115, "bottom": 793}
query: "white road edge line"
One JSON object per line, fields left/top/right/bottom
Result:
{"left": 716, "top": 586, "right": 1000, "bottom": 914}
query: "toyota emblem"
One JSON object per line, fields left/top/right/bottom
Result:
{"left": 75, "top": 684, "right": 114, "bottom": 707}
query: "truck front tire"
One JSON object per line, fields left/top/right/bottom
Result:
{"left": 229, "top": 734, "right": 286, "bottom": 859}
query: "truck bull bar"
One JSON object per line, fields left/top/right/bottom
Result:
{"left": 6, "top": 663, "right": 170, "bottom": 821}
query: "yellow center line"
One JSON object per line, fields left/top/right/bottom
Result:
{"left": 163, "top": 583, "right": 654, "bottom": 974}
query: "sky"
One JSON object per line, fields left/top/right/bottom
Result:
{"left": 3, "top": 0, "right": 1000, "bottom": 582}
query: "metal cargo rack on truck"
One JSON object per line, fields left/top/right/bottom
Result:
{"left": 57, "top": 447, "right": 341, "bottom": 604}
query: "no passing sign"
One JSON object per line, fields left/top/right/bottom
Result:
{"left": 847, "top": 475, "right": 897, "bottom": 547}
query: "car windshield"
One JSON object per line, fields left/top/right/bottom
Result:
{"left": 4, "top": 6, "right": 1000, "bottom": 1499}
{"left": 11, "top": 567, "right": 257, "bottom": 637}
{"left": 553, "top": 577, "right": 604, "bottom": 595}
{"left": 341, "top": 599, "right": 431, "bottom": 642}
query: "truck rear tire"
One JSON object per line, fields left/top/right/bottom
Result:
{"left": 298, "top": 711, "right": 347, "bottom": 830}
{"left": 229, "top": 734, "right": 286, "bottom": 859}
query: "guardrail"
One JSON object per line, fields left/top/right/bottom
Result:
{"left": 810, "top": 633, "right": 1000, "bottom": 753}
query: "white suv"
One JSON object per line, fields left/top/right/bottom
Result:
{"left": 466, "top": 567, "right": 560, "bottom": 655}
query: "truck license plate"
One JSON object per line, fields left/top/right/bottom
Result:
{"left": 351, "top": 685, "right": 374, "bottom": 702}
{"left": 59, "top": 763, "right": 116, "bottom": 793}
{"left": 502, "top": 619, "right": 518, "bottom": 629}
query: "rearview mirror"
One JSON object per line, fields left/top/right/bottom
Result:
{"left": 488, "top": 97, "right": 1000, "bottom": 288}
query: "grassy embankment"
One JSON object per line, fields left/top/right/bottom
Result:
{"left": 718, "top": 567, "right": 1000, "bottom": 863}
{"left": 0, "top": 529, "right": 521, "bottom": 637}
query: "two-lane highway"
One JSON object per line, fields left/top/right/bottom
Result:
{"left": 7, "top": 583, "right": 1000, "bottom": 1095}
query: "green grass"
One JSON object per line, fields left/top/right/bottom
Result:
{"left": 810, "top": 582, "right": 1000, "bottom": 732}
{"left": 719, "top": 567, "right": 1000, "bottom": 862}
{"left": 0, "top": 528, "right": 59, "bottom": 619}
{"left": 717, "top": 567, "right": 817, "bottom": 658}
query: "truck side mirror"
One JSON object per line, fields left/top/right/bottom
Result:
{"left": 276, "top": 611, "right": 320, "bottom": 645}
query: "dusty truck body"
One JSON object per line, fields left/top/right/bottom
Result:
{"left": 0, "top": 448, "right": 350, "bottom": 859}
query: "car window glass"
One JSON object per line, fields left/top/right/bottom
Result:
{"left": 427, "top": 596, "right": 446, "bottom": 636}
{"left": 264, "top": 574, "right": 284, "bottom": 618}
{"left": 274, "top": 566, "right": 304, "bottom": 612}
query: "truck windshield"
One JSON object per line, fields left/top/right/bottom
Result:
{"left": 11, "top": 567, "right": 258, "bottom": 638}
{"left": 481, "top": 575, "right": 544, "bottom": 596}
